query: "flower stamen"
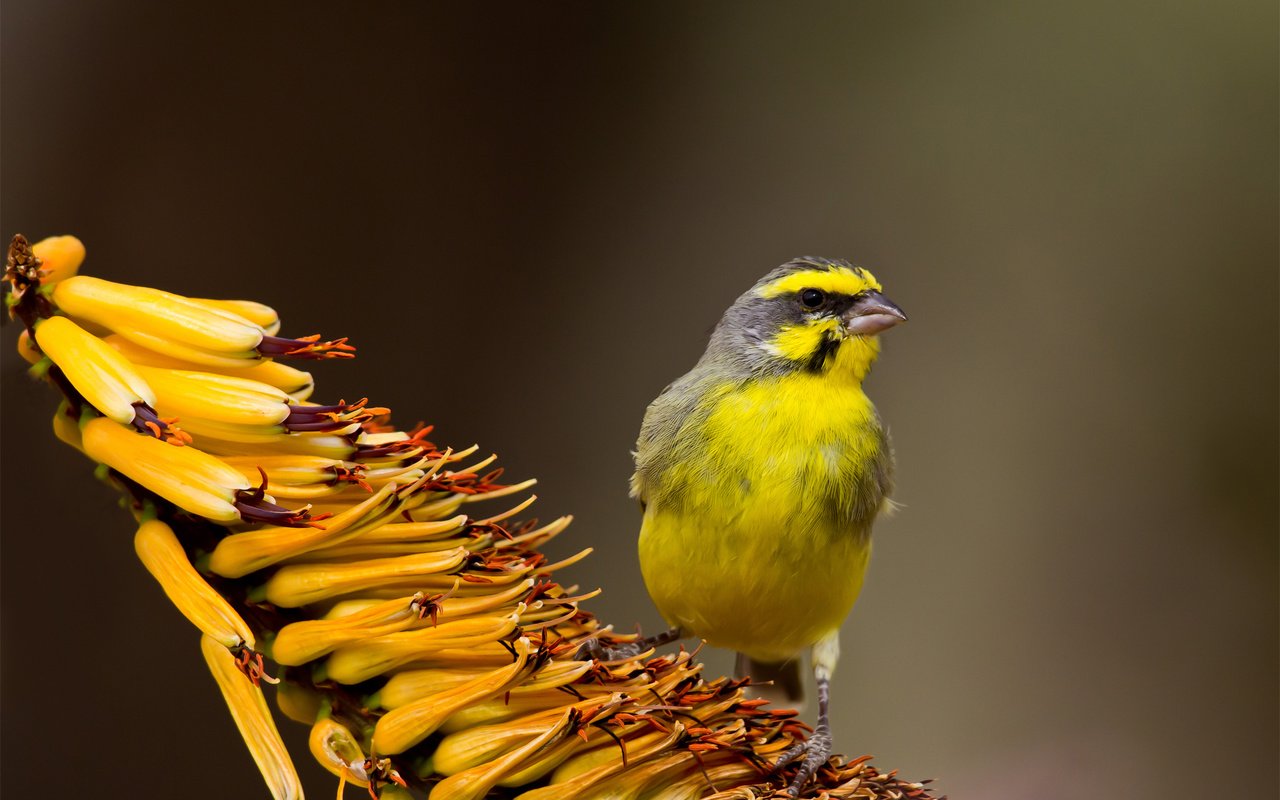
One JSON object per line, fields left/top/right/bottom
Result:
{"left": 129, "top": 402, "right": 192, "bottom": 446}
{"left": 258, "top": 333, "right": 356, "bottom": 360}
{"left": 233, "top": 468, "right": 328, "bottom": 528}
{"left": 230, "top": 643, "right": 279, "bottom": 686}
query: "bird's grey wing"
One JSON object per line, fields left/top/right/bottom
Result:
{"left": 630, "top": 370, "right": 714, "bottom": 506}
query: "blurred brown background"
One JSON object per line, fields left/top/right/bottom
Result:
{"left": 2, "top": 2, "right": 1276, "bottom": 798}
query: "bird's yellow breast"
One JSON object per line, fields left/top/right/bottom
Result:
{"left": 637, "top": 369, "right": 884, "bottom": 661}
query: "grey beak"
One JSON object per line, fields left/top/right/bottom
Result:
{"left": 842, "top": 291, "right": 908, "bottom": 336}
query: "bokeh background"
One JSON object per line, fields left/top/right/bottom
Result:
{"left": 3, "top": 2, "right": 1276, "bottom": 798}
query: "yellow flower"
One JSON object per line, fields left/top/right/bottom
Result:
{"left": 199, "top": 635, "right": 301, "bottom": 800}
{"left": 81, "top": 417, "right": 315, "bottom": 526}
{"left": 33, "top": 316, "right": 186, "bottom": 444}
{"left": 29, "top": 234, "right": 85, "bottom": 283}
{"left": 53, "top": 274, "right": 354, "bottom": 367}
{"left": 134, "top": 518, "right": 256, "bottom": 651}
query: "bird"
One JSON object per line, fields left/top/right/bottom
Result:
{"left": 629, "top": 256, "right": 906, "bottom": 795}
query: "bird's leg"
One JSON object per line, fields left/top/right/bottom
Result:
{"left": 575, "top": 626, "right": 684, "bottom": 662}
{"left": 775, "top": 675, "right": 832, "bottom": 795}
{"left": 775, "top": 634, "right": 838, "bottom": 796}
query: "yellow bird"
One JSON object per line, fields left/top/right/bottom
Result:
{"left": 631, "top": 257, "right": 906, "bottom": 795}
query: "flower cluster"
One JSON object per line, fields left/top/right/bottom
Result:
{"left": 5, "top": 233, "right": 943, "bottom": 800}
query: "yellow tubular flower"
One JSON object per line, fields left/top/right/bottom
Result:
{"left": 321, "top": 598, "right": 387, "bottom": 619}
{"left": 538, "top": 739, "right": 625, "bottom": 787}
{"left": 190, "top": 297, "right": 281, "bottom": 336}
{"left": 222, "top": 455, "right": 363, "bottom": 487}
{"left": 432, "top": 695, "right": 626, "bottom": 778}
{"left": 430, "top": 705, "right": 578, "bottom": 776}
{"left": 516, "top": 727, "right": 686, "bottom": 800}
{"left": 180, "top": 416, "right": 363, "bottom": 446}
{"left": 339, "top": 515, "right": 468, "bottom": 546}
{"left": 272, "top": 593, "right": 427, "bottom": 666}
{"left": 372, "top": 636, "right": 540, "bottom": 755}
{"left": 134, "top": 518, "right": 256, "bottom": 650}
{"left": 232, "top": 480, "right": 345, "bottom": 504}
{"left": 280, "top": 516, "right": 472, "bottom": 563}
{"left": 308, "top": 717, "right": 411, "bottom": 796}
{"left": 16, "top": 329, "right": 42, "bottom": 364}
{"left": 138, "top": 366, "right": 293, "bottom": 425}
{"left": 511, "top": 702, "right": 683, "bottom": 790}
{"left": 194, "top": 431, "right": 362, "bottom": 460}
{"left": 81, "top": 417, "right": 315, "bottom": 526}
{"left": 197, "top": 424, "right": 439, "bottom": 463}
{"left": 199, "top": 635, "right": 302, "bottom": 800}
{"left": 408, "top": 644, "right": 516, "bottom": 671}
{"left": 105, "top": 334, "right": 315, "bottom": 398}
{"left": 216, "top": 454, "right": 392, "bottom": 502}
{"left": 208, "top": 479, "right": 415, "bottom": 578}
{"left": 647, "top": 762, "right": 762, "bottom": 800}
{"left": 51, "top": 404, "right": 84, "bottom": 453}
{"left": 82, "top": 417, "right": 247, "bottom": 520}
{"left": 588, "top": 755, "right": 750, "bottom": 800}
{"left": 33, "top": 316, "right": 187, "bottom": 443}
{"left": 135, "top": 364, "right": 381, "bottom": 443}
{"left": 495, "top": 727, "right": 596, "bottom": 788}
{"left": 379, "top": 659, "right": 591, "bottom": 711}
{"left": 308, "top": 717, "right": 366, "bottom": 782}
{"left": 437, "top": 690, "right": 607, "bottom": 735}
{"left": 30, "top": 234, "right": 85, "bottom": 283}
{"left": 34, "top": 316, "right": 157, "bottom": 420}
{"left": 462, "top": 477, "right": 538, "bottom": 502}
{"left": 362, "top": 454, "right": 434, "bottom": 485}
{"left": 330, "top": 578, "right": 528, "bottom": 630}
{"left": 555, "top": 726, "right": 686, "bottom": 783}
{"left": 261, "top": 546, "right": 470, "bottom": 608}
{"left": 55, "top": 275, "right": 263, "bottom": 350}
{"left": 374, "top": 667, "right": 491, "bottom": 710}
{"left": 323, "top": 612, "right": 520, "bottom": 685}
{"left": 53, "top": 275, "right": 354, "bottom": 367}
{"left": 429, "top": 708, "right": 579, "bottom": 800}
{"left": 568, "top": 755, "right": 680, "bottom": 800}
{"left": 278, "top": 529, "right": 481, "bottom": 563}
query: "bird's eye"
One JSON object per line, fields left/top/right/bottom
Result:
{"left": 800, "top": 289, "right": 825, "bottom": 309}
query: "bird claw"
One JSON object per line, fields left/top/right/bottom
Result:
{"left": 775, "top": 722, "right": 832, "bottom": 797}
{"left": 575, "top": 627, "right": 682, "bottom": 663}
{"left": 574, "top": 638, "right": 647, "bottom": 663}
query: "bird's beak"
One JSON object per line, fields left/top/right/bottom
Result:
{"left": 842, "top": 291, "right": 908, "bottom": 336}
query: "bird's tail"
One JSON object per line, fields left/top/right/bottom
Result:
{"left": 735, "top": 652, "right": 806, "bottom": 712}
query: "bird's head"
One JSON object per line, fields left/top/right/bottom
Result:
{"left": 707, "top": 257, "right": 907, "bottom": 382}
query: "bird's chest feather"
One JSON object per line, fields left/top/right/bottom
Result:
{"left": 638, "top": 373, "right": 890, "bottom": 656}
{"left": 664, "top": 373, "right": 890, "bottom": 532}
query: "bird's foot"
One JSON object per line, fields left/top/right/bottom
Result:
{"left": 574, "top": 627, "right": 682, "bottom": 662}
{"left": 575, "top": 638, "right": 647, "bottom": 662}
{"left": 775, "top": 721, "right": 832, "bottom": 797}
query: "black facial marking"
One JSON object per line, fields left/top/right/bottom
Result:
{"left": 805, "top": 329, "right": 841, "bottom": 373}
{"left": 830, "top": 293, "right": 859, "bottom": 316}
